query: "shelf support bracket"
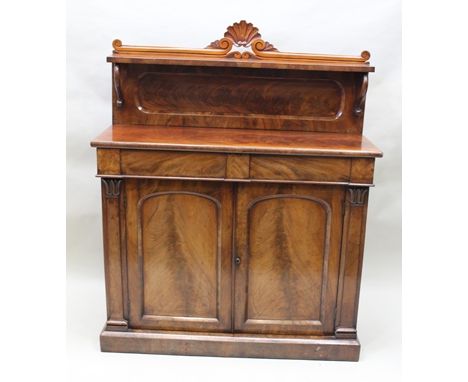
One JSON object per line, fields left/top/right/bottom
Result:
{"left": 353, "top": 73, "right": 368, "bottom": 117}
{"left": 113, "top": 64, "right": 123, "bottom": 108}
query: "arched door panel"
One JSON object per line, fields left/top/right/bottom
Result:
{"left": 125, "top": 179, "right": 233, "bottom": 332}
{"left": 234, "top": 183, "right": 345, "bottom": 335}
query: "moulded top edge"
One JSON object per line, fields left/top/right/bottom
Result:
{"left": 106, "top": 55, "right": 375, "bottom": 73}
{"left": 90, "top": 125, "right": 383, "bottom": 158}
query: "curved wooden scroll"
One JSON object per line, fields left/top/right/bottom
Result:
{"left": 113, "top": 64, "right": 123, "bottom": 108}
{"left": 112, "top": 20, "right": 371, "bottom": 64}
{"left": 353, "top": 74, "right": 368, "bottom": 117}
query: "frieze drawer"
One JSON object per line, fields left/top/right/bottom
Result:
{"left": 250, "top": 155, "right": 351, "bottom": 183}
{"left": 120, "top": 150, "right": 227, "bottom": 178}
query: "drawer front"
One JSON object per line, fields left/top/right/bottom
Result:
{"left": 250, "top": 155, "right": 351, "bottom": 183}
{"left": 121, "top": 150, "right": 227, "bottom": 178}
{"left": 106, "top": 149, "right": 371, "bottom": 185}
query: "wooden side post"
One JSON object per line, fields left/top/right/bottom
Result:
{"left": 101, "top": 178, "right": 128, "bottom": 331}
{"left": 335, "top": 187, "right": 369, "bottom": 339}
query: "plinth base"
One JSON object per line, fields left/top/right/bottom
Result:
{"left": 100, "top": 328, "right": 360, "bottom": 361}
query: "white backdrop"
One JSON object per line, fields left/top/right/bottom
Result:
{"left": 67, "top": 0, "right": 401, "bottom": 380}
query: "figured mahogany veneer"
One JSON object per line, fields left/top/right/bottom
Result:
{"left": 120, "top": 150, "right": 227, "bottom": 178}
{"left": 112, "top": 66, "right": 369, "bottom": 133}
{"left": 95, "top": 144, "right": 378, "bottom": 186}
{"left": 92, "top": 20, "right": 382, "bottom": 361}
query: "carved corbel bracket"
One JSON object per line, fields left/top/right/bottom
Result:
{"left": 353, "top": 73, "right": 368, "bottom": 117}
{"left": 347, "top": 187, "right": 368, "bottom": 206}
{"left": 113, "top": 64, "right": 123, "bottom": 108}
{"left": 102, "top": 178, "right": 122, "bottom": 199}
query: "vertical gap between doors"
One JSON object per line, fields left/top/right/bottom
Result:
{"left": 230, "top": 182, "right": 238, "bottom": 333}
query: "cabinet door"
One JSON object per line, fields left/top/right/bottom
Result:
{"left": 125, "top": 179, "right": 233, "bottom": 332}
{"left": 234, "top": 183, "right": 344, "bottom": 335}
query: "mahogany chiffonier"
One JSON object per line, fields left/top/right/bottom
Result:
{"left": 91, "top": 20, "right": 382, "bottom": 361}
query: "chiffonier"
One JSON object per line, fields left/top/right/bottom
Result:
{"left": 91, "top": 21, "right": 382, "bottom": 361}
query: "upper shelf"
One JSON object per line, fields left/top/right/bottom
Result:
{"left": 91, "top": 125, "right": 383, "bottom": 158}
{"left": 108, "top": 20, "right": 374, "bottom": 73}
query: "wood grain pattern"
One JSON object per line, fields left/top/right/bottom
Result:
{"left": 97, "top": 148, "right": 120, "bottom": 175}
{"left": 97, "top": 147, "right": 375, "bottom": 186}
{"left": 234, "top": 183, "right": 345, "bottom": 335}
{"left": 113, "top": 65, "right": 366, "bottom": 133}
{"left": 226, "top": 154, "right": 250, "bottom": 179}
{"left": 250, "top": 155, "right": 351, "bottom": 182}
{"left": 350, "top": 158, "right": 375, "bottom": 184}
{"left": 246, "top": 197, "right": 329, "bottom": 322}
{"left": 139, "top": 192, "right": 220, "bottom": 319}
{"left": 125, "top": 179, "right": 233, "bottom": 332}
{"left": 136, "top": 71, "right": 344, "bottom": 119}
{"left": 120, "top": 150, "right": 226, "bottom": 178}
{"left": 91, "top": 125, "right": 383, "bottom": 158}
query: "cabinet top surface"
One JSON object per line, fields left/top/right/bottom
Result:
{"left": 91, "top": 125, "right": 383, "bottom": 158}
{"left": 108, "top": 20, "right": 374, "bottom": 73}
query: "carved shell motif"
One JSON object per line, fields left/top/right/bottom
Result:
{"left": 225, "top": 20, "right": 261, "bottom": 47}
{"left": 206, "top": 20, "right": 278, "bottom": 57}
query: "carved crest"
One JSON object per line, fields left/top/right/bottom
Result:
{"left": 206, "top": 20, "right": 277, "bottom": 58}
{"left": 112, "top": 21, "right": 370, "bottom": 64}
{"left": 225, "top": 20, "right": 261, "bottom": 46}
{"left": 212, "top": 20, "right": 261, "bottom": 47}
